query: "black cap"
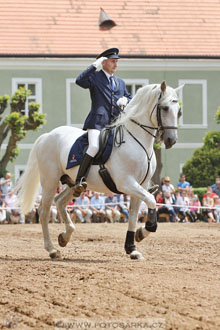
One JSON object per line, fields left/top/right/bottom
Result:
{"left": 96, "top": 48, "right": 120, "bottom": 59}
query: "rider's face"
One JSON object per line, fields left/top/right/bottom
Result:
{"left": 102, "top": 58, "right": 118, "bottom": 74}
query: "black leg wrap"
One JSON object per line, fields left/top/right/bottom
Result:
{"left": 124, "top": 231, "right": 136, "bottom": 254}
{"left": 145, "top": 208, "right": 158, "bottom": 232}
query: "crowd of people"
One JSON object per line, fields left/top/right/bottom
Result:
{"left": 155, "top": 174, "right": 220, "bottom": 223}
{"left": 0, "top": 171, "right": 220, "bottom": 224}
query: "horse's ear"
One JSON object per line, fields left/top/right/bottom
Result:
{"left": 175, "top": 84, "right": 185, "bottom": 93}
{"left": 161, "top": 81, "right": 166, "bottom": 93}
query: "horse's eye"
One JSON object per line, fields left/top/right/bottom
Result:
{"left": 162, "top": 106, "right": 169, "bottom": 111}
{"left": 172, "top": 100, "right": 178, "bottom": 103}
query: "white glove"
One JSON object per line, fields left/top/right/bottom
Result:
{"left": 117, "top": 96, "right": 128, "bottom": 108}
{"left": 93, "top": 56, "right": 108, "bottom": 69}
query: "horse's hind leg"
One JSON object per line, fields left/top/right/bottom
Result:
{"left": 39, "top": 181, "right": 61, "bottom": 259}
{"left": 54, "top": 186, "right": 76, "bottom": 247}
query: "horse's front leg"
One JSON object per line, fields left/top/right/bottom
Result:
{"left": 124, "top": 197, "right": 144, "bottom": 260}
{"left": 118, "top": 179, "right": 158, "bottom": 257}
{"left": 54, "top": 186, "right": 76, "bottom": 247}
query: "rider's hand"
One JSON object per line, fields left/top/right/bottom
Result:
{"left": 117, "top": 96, "right": 128, "bottom": 109}
{"left": 93, "top": 56, "right": 108, "bottom": 69}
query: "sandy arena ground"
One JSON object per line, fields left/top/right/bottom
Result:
{"left": 0, "top": 222, "right": 219, "bottom": 330}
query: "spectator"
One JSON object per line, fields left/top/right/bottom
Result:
{"left": 118, "top": 194, "right": 130, "bottom": 222}
{"left": 5, "top": 189, "right": 25, "bottom": 224}
{"left": 0, "top": 172, "right": 13, "bottom": 200}
{"left": 177, "top": 174, "right": 190, "bottom": 194}
{"left": 155, "top": 190, "right": 164, "bottom": 206}
{"left": 175, "top": 190, "right": 194, "bottom": 222}
{"left": 202, "top": 186, "right": 217, "bottom": 200}
{"left": 90, "top": 192, "right": 105, "bottom": 222}
{"left": 190, "top": 194, "right": 201, "bottom": 222}
{"left": 138, "top": 201, "right": 148, "bottom": 222}
{"left": 213, "top": 195, "right": 220, "bottom": 223}
{"left": 105, "top": 192, "right": 121, "bottom": 223}
{"left": 161, "top": 176, "right": 176, "bottom": 200}
{"left": 213, "top": 178, "right": 220, "bottom": 197}
{"left": 202, "top": 191, "right": 215, "bottom": 223}
{"left": 0, "top": 189, "right": 7, "bottom": 224}
{"left": 74, "top": 192, "right": 92, "bottom": 223}
{"left": 211, "top": 177, "right": 220, "bottom": 190}
{"left": 163, "top": 191, "right": 179, "bottom": 222}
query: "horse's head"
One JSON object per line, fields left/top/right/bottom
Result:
{"left": 155, "top": 81, "right": 183, "bottom": 149}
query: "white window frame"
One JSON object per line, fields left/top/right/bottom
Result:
{"left": 178, "top": 79, "right": 207, "bottom": 128}
{"left": 66, "top": 78, "right": 83, "bottom": 127}
{"left": 12, "top": 78, "right": 43, "bottom": 116}
{"left": 124, "top": 79, "right": 149, "bottom": 95}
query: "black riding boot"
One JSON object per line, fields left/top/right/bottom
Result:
{"left": 73, "top": 153, "right": 93, "bottom": 197}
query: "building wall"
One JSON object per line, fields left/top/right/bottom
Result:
{"left": 0, "top": 58, "right": 219, "bottom": 186}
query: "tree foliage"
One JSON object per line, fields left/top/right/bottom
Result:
{"left": 182, "top": 131, "right": 220, "bottom": 187}
{"left": 0, "top": 87, "right": 46, "bottom": 173}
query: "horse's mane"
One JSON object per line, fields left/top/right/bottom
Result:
{"left": 113, "top": 83, "right": 161, "bottom": 126}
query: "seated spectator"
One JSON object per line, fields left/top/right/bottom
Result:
{"left": 138, "top": 201, "right": 148, "bottom": 222}
{"left": 163, "top": 191, "right": 179, "bottom": 222}
{"left": 5, "top": 189, "right": 25, "bottom": 224}
{"left": 0, "top": 189, "right": 7, "bottom": 224}
{"left": 118, "top": 194, "right": 130, "bottom": 222}
{"left": 0, "top": 172, "right": 13, "bottom": 200}
{"left": 213, "top": 195, "right": 220, "bottom": 223}
{"left": 190, "top": 194, "right": 201, "bottom": 222}
{"left": 202, "top": 191, "right": 215, "bottom": 223}
{"left": 202, "top": 186, "right": 217, "bottom": 200}
{"left": 175, "top": 190, "right": 194, "bottom": 222}
{"left": 155, "top": 190, "right": 164, "bottom": 206}
{"left": 177, "top": 174, "right": 190, "bottom": 194}
{"left": 105, "top": 192, "right": 121, "bottom": 223}
{"left": 74, "top": 192, "right": 92, "bottom": 223}
{"left": 213, "top": 178, "right": 220, "bottom": 197}
{"left": 90, "top": 192, "right": 105, "bottom": 222}
{"left": 162, "top": 176, "right": 176, "bottom": 200}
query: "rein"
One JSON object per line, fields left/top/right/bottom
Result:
{"left": 112, "top": 92, "right": 178, "bottom": 185}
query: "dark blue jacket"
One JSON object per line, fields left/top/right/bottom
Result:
{"left": 75, "top": 65, "right": 132, "bottom": 130}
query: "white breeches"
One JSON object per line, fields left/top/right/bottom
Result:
{"left": 87, "top": 129, "right": 100, "bottom": 157}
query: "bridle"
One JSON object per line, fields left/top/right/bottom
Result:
{"left": 114, "top": 92, "right": 179, "bottom": 185}
{"left": 130, "top": 92, "right": 178, "bottom": 138}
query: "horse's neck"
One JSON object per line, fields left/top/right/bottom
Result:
{"left": 125, "top": 117, "right": 156, "bottom": 152}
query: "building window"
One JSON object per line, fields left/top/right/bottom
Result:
{"left": 12, "top": 78, "right": 42, "bottom": 116}
{"left": 124, "top": 79, "right": 149, "bottom": 96}
{"left": 14, "top": 165, "right": 26, "bottom": 183}
{"left": 178, "top": 79, "right": 207, "bottom": 128}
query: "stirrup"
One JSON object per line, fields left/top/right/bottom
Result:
{"left": 148, "top": 184, "right": 159, "bottom": 195}
{"left": 73, "top": 178, "right": 87, "bottom": 197}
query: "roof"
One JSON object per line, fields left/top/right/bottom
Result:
{"left": 1, "top": 0, "right": 220, "bottom": 57}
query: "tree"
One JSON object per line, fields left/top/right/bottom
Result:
{"left": 0, "top": 87, "right": 46, "bottom": 175}
{"left": 182, "top": 131, "right": 220, "bottom": 187}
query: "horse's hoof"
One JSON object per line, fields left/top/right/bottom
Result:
{"left": 58, "top": 232, "right": 67, "bottom": 247}
{"left": 135, "top": 227, "right": 145, "bottom": 242}
{"left": 49, "top": 250, "right": 62, "bottom": 259}
{"left": 130, "top": 250, "right": 144, "bottom": 260}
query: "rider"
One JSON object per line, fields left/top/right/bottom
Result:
{"left": 73, "top": 48, "right": 132, "bottom": 197}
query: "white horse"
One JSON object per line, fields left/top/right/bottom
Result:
{"left": 15, "top": 81, "right": 182, "bottom": 260}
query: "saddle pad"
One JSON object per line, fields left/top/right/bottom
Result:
{"left": 66, "top": 129, "right": 114, "bottom": 169}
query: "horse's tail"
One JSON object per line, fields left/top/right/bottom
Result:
{"left": 14, "top": 135, "right": 42, "bottom": 214}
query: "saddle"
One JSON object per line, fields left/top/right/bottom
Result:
{"left": 64, "top": 127, "right": 122, "bottom": 194}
